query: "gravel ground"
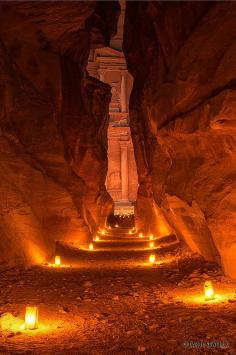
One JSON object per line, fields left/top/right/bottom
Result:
{"left": 0, "top": 248, "right": 235, "bottom": 354}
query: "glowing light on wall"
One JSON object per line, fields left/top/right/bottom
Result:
{"left": 153, "top": 203, "right": 172, "bottom": 236}
{"left": 55, "top": 255, "right": 61, "bottom": 266}
{"left": 25, "top": 307, "right": 38, "bottom": 330}
{"left": 149, "top": 242, "right": 154, "bottom": 248}
{"left": 204, "top": 281, "right": 215, "bottom": 301}
{"left": 24, "top": 241, "right": 46, "bottom": 265}
{"left": 149, "top": 254, "right": 156, "bottom": 264}
{"left": 89, "top": 243, "right": 94, "bottom": 251}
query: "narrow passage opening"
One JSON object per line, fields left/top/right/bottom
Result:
{"left": 87, "top": 1, "right": 138, "bottom": 228}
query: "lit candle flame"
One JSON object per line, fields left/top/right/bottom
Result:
{"left": 55, "top": 255, "right": 61, "bottom": 266}
{"left": 149, "top": 242, "right": 154, "bottom": 248}
{"left": 25, "top": 306, "right": 38, "bottom": 330}
{"left": 149, "top": 254, "right": 156, "bottom": 264}
{"left": 89, "top": 243, "right": 94, "bottom": 251}
{"left": 204, "top": 281, "right": 215, "bottom": 300}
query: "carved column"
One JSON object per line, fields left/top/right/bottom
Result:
{"left": 120, "top": 70, "right": 127, "bottom": 113}
{"left": 120, "top": 140, "right": 129, "bottom": 201}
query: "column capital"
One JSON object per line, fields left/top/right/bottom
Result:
{"left": 120, "top": 69, "right": 128, "bottom": 76}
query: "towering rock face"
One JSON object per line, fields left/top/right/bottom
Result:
{"left": 124, "top": 2, "right": 236, "bottom": 278}
{"left": 0, "top": 1, "right": 120, "bottom": 269}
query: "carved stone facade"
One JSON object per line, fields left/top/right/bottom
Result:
{"left": 106, "top": 126, "right": 138, "bottom": 204}
{"left": 87, "top": 2, "right": 138, "bottom": 209}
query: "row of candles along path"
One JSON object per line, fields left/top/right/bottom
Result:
{"left": 22, "top": 277, "right": 216, "bottom": 331}
{"left": 23, "top": 221, "right": 218, "bottom": 332}
{"left": 53, "top": 253, "right": 159, "bottom": 266}
{"left": 100, "top": 230, "right": 155, "bottom": 239}
{"left": 97, "top": 228, "right": 156, "bottom": 243}
{"left": 87, "top": 241, "right": 156, "bottom": 249}
{"left": 53, "top": 254, "right": 215, "bottom": 298}
{"left": 52, "top": 229, "right": 159, "bottom": 266}
{"left": 21, "top": 227, "right": 216, "bottom": 331}
{"left": 99, "top": 226, "right": 153, "bottom": 239}
{"left": 82, "top": 227, "right": 158, "bottom": 251}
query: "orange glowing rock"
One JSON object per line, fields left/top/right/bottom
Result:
{"left": 204, "top": 281, "right": 215, "bottom": 300}
{"left": 25, "top": 306, "right": 38, "bottom": 330}
{"left": 149, "top": 242, "right": 154, "bottom": 248}
{"left": 89, "top": 243, "right": 94, "bottom": 251}
{"left": 149, "top": 254, "right": 156, "bottom": 264}
{"left": 55, "top": 255, "right": 61, "bottom": 266}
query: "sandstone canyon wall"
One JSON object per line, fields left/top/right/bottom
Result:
{"left": 124, "top": 1, "right": 236, "bottom": 278}
{"left": 0, "top": 1, "right": 120, "bottom": 270}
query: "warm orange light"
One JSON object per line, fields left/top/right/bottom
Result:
{"left": 95, "top": 235, "right": 100, "bottom": 241}
{"left": 101, "top": 230, "right": 105, "bottom": 235}
{"left": 0, "top": 313, "right": 24, "bottom": 332}
{"left": 149, "top": 254, "right": 156, "bottom": 264}
{"left": 204, "top": 281, "right": 215, "bottom": 301}
{"left": 108, "top": 226, "right": 111, "bottom": 229}
{"left": 55, "top": 255, "right": 61, "bottom": 266}
{"left": 25, "top": 306, "right": 38, "bottom": 330}
{"left": 115, "top": 224, "right": 119, "bottom": 228}
{"left": 132, "top": 227, "right": 135, "bottom": 231}
{"left": 149, "top": 234, "right": 154, "bottom": 240}
{"left": 89, "top": 243, "right": 94, "bottom": 251}
{"left": 139, "top": 233, "right": 143, "bottom": 238}
{"left": 129, "top": 231, "right": 132, "bottom": 234}
{"left": 149, "top": 242, "right": 154, "bottom": 248}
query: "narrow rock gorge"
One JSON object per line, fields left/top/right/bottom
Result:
{"left": 0, "top": 2, "right": 236, "bottom": 354}
{"left": 123, "top": 1, "right": 236, "bottom": 279}
{"left": 0, "top": 1, "right": 235, "bottom": 276}
{"left": 0, "top": 1, "right": 120, "bottom": 269}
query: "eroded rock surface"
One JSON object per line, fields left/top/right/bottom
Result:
{"left": 0, "top": 1, "right": 120, "bottom": 269}
{"left": 123, "top": 2, "right": 236, "bottom": 278}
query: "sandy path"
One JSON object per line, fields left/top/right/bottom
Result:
{"left": 0, "top": 248, "right": 235, "bottom": 354}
